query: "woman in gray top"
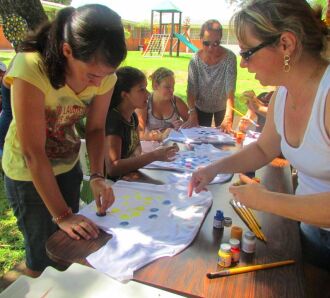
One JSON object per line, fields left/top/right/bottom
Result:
{"left": 182, "top": 19, "right": 237, "bottom": 132}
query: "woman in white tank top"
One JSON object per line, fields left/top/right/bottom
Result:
{"left": 189, "top": 0, "right": 330, "bottom": 270}
{"left": 136, "top": 67, "right": 188, "bottom": 141}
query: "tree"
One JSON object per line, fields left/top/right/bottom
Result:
{"left": 0, "top": 0, "right": 48, "bottom": 31}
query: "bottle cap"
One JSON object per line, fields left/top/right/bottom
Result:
{"left": 244, "top": 231, "right": 256, "bottom": 240}
{"left": 214, "top": 210, "right": 224, "bottom": 220}
{"left": 229, "top": 238, "right": 240, "bottom": 248}
{"left": 224, "top": 217, "right": 232, "bottom": 227}
{"left": 220, "top": 243, "right": 231, "bottom": 253}
{"left": 230, "top": 226, "right": 243, "bottom": 240}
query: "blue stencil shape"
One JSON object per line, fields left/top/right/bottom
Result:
{"left": 150, "top": 208, "right": 159, "bottom": 212}
{"left": 163, "top": 200, "right": 171, "bottom": 205}
{"left": 119, "top": 221, "right": 129, "bottom": 226}
{"left": 148, "top": 214, "right": 158, "bottom": 219}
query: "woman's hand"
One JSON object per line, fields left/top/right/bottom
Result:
{"left": 171, "top": 119, "right": 183, "bottom": 130}
{"left": 181, "top": 113, "right": 199, "bottom": 128}
{"left": 237, "top": 117, "right": 250, "bottom": 133}
{"left": 248, "top": 96, "right": 263, "bottom": 113}
{"left": 90, "top": 179, "right": 115, "bottom": 214}
{"left": 58, "top": 213, "right": 100, "bottom": 240}
{"left": 219, "top": 117, "right": 233, "bottom": 134}
{"left": 153, "top": 144, "right": 179, "bottom": 161}
{"left": 229, "top": 174, "right": 267, "bottom": 210}
{"left": 188, "top": 165, "right": 218, "bottom": 196}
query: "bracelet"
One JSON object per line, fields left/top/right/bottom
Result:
{"left": 52, "top": 207, "right": 72, "bottom": 224}
{"left": 90, "top": 173, "right": 105, "bottom": 181}
{"left": 188, "top": 108, "right": 196, "bottom": 115}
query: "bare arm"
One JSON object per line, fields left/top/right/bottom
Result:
{"left": 85, "top": 88, "right": 115, "bottom": 213}
{"left": 181, "top": 92, "right": 198, "bottom": 128}
{"left": 13, "top": 78, "right": 99, "bottom": 240}
{"left": 106, "top": 134, "right": 178, "bottom": 177}
{"left": 230, "top": 175, "right": 330, "bottom": 227}
{"left": 175, "top": 96, "right": 189, "bottom": 121}
{"left": 220, "top": 90, "right": 235, "bottom": 132}
{"left": 190, "top": 91, "right": 282, "bottom": 194}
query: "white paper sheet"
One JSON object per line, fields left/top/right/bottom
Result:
{"left": 165, "top": 127, "right": 234, "bottom": 144}
{"left": 0, "top": 263, "right": 182, "bottom": 298}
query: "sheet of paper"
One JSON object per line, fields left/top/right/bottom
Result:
{"left": 79, "top": 181, "right": 212, "bottom": 281}
{"left": 165, "top": 127, "right": 234, "bottom": 144}
{"left": 144, "top": 144, "right": 233, "bottom": 183}
{"left": 0, "top": 263, "right": 183, "bottom": 298}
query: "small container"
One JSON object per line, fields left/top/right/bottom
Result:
{"left": 230, "top": 226, "right": 243, "bottom": 241}
{"left": 218, "top": 243, "right": 232, "bottom": 267}
{"left": 229, "top": 238, "right": 241, "bottom": 263}
{"left": 224, "top": 217, "right": 232, "bottom": 227}
{"left": 213, "top": 210, "right": 224, "bottom": 229}
{"left": 236, "top": 131, "right": 246, "bottom": 145}
{"left": 242, "top": 231, "right": 256, "bottom": 253}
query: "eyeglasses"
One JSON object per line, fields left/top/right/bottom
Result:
{"left": 239, "top": 40, "right": 275, "bottom": 61}
{"left": 202, "top": 40, "right": 221, "bottom": 47}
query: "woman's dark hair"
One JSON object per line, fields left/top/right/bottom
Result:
{"left": 200, "top": 19, "right": 222, "bottom": 39}
{"left": 109, "top": 66, "right": 146, "bottom": 110}
{"left": 20, "top": 4, "right": 127, "bottom": 89}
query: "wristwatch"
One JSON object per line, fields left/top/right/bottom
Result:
{"left": 188, "top": 107, "right": 196, "bottom": 115}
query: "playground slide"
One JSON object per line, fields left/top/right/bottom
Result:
{"left": 174, "top": 33, "right": 199, "bottom": 53}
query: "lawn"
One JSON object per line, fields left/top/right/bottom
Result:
{"left": 0, "top": 49, "right": 271, "bottom": 279}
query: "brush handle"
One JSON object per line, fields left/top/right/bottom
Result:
{"left": 207, "top": 260, "right": 295, "bottom": 279}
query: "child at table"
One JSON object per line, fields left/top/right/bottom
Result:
{"left": 136, "top": 67, "right": 189, "bottom": 141}
{"left": 105, "top": 66, "right": 179, "bottom": 180}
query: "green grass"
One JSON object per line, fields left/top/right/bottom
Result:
{"left": 0, "top": 49, "right": 271, "bottom": 278}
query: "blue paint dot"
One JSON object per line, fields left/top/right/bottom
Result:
{"left": 150, "top": 208, "right": 159, "bottom": 212}
{"left": 149, "top": 214, "right": 158, "bottom": 219}
{"left": 119, "top": 221, "right": 129, "bottom": 226}
{"left": 163, "top": 200, "right": 171, "bottom": 205}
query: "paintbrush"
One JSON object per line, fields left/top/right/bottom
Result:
{"left": 231, "top": 107, "right": 259, "bottom": 127}
{"left": 207, "top": 260, "right": 295, "bottom": 278}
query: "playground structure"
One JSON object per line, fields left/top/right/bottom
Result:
{"left": 144, "top": 1, "right": 198, "bottom": 57}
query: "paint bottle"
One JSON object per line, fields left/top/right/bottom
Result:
{"left": 242, "top": 231, "right": 256, "bottom": 253}
{"left": 218, "top": 243, "right": 232, "bottom": 267}
{"left": 224, "top": 217, "right": 232, "bottom": 228}
{"left": 229, "top": 238, "right": 241, "bottom": 264}
{"left": 230, "top": 226, "right": 243, "bottom": 241}
{"left": 213, "top": 210, "right": 224, "bottom": 229}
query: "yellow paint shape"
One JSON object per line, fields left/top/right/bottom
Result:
{"left": 119, "top": 214, "right": 131, "bottom": 220}
{"left": 135, "top": 206, "right": 145, "bottom": 211}
{"left": 131, "top": 211, "right": 141, "bottom": 217}
{"left": 111, "top": 208, "right": 121, "bottom": 213}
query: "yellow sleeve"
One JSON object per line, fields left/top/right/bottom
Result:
{"left": 4, "top": 52, "right": 49, "bottom": 94}
{"left": 97, "top": 73, "right": 117, "bottom": 95}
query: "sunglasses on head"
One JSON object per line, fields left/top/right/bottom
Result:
{"left": 239, "top": 39, "right": 276, "bottom": 61}
{"left": 202, "top": 40, "right": 220, "bottom": 47}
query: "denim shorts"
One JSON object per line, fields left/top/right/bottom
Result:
{"left": 300, "top": 223, "right": 330, "bottom": 271}
{"left": 4, "top": 162, "right": 83, "bottom": 271}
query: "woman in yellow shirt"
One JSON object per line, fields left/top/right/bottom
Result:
{"left": 3, "top": 4, "right": 126, "bottom": 276}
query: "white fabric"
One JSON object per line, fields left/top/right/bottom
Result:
{"left": 165, "top": 127, "right": 234, "bottom": 144}
{"left": 79, "top": 181, "right": 212, "bottom": 281}
{"left": 243, "top": 130, "right": 261, "bottom": 146}
{"left": 274, "top": 65, "right": 330, "bottom": 231}
{"left": 0, "top": 263, "right": 182, "bottom": 298}
{"left": 144, "top": 143, "right": 233, "bottom": 184}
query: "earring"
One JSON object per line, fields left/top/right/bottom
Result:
{"left": 283, "top": 55, "right": 290, "bottom": 73}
